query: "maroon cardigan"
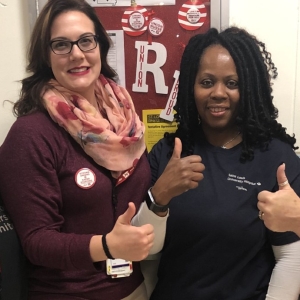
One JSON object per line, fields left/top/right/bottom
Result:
{"left": 0, "top": 111, "right": 151, "bottom": 300}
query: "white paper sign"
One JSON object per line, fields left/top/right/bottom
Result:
{"left": 107, "top": 30, "right": 126, "bottom": 87}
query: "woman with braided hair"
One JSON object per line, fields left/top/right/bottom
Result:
{"left": 147, "top": 27, "right": 300, "bottom": 299}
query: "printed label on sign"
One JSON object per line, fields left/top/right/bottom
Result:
{"left": 178, "top": 0, "right": 207, "bottom": 31}
{"left": 186, "top": 8, "right": 201, "bottom": 24}
{"left": 0, "top": 206, "right": 14, "bottom": 235}
{"left": 129, "top": 12, "right": 145, "bottom": 30}
{"left": 148, "top": 18, "right": 165, "bottom": 37}
{"left": 75, "top": 168, "right": 96, "bottom": 189}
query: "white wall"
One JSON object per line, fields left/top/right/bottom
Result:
{"left": 295, "top": 10, "right": 300, "bottom": 153}
{"left": 229, "top": 0, "right": 300, "bottom": 152}
{"left": 0, "top": 0, "right": 299, "bottom": 152}
{"left": 0, "top": 0, "right": 30, "bottom": 145}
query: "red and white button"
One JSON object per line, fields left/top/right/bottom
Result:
{"left": 75, "top": 168, "right": 96, "bottom": 189}
{"left": 178, "top": 0, "right": 207, "bottom": 31}
{"left": 122, "top": 5, "right": 148, "bottom": 37}
{"left": 148, "top": 18, "right": 165, "bottom": 37}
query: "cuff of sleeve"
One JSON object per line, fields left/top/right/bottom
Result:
{"left": 132, "top": 201, "right": 169, "bottom": 225}
{"left": 131, "top": 202, "right": 168, "bottom": 254}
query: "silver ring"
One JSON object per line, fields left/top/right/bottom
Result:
{"left": 258, "top": 211, "right": 264, "bottom": 220}
{"left": 278, "top": 180, "right": 289, "bottom": 187}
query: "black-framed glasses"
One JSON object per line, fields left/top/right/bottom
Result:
{"left": 50, "top": 35, "right": 98, "bottom": 55}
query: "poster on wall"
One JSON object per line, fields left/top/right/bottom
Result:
{"left": 143, "top": 109, "right": 177, "bottom": 152}
{"left": 95, "top": 0, "right": 210, "bottom": 144}
{"left": 86, "top": 0, "right": 176, "bottom": 7}
{"left": 95, "top": 0, "right": 211, "bottom": 120}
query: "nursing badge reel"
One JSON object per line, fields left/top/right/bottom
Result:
{"left": 106, "top": 258, "right": 133, "bottom": 278}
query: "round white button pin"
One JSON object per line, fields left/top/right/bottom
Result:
{"left": 75, "top": 168, "right": 96, "bottom": 189}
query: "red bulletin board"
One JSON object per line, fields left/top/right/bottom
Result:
{"left": 95, "top": 1, "right": 211, "bottom": 118}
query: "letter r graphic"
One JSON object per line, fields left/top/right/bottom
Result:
{"left": 132, "top": 41, "right": 168, "bottom": 94}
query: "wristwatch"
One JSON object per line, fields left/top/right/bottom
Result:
{"left": 146, "top": 187, "right": 169, "bottom": 213}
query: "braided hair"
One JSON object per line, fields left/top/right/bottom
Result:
{"left": 167, "top": 27, "right": 297, "bottom": 161}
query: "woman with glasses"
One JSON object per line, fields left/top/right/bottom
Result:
{"left": 0, "top": 0, "right": 197, "bottom": 299}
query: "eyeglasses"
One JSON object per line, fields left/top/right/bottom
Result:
{"left": 50, "top": 35, "right": 98, "bottom": 55}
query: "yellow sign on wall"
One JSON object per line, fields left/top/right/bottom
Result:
{"left": 142, "top": 109, "right": 177, "bottom": 153}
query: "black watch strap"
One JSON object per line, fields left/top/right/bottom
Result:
{"left": 146, "top": 187, "right": 169, "bottom": 213}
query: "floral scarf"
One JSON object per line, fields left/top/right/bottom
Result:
{"left": 43, "top": 74, "right": 145, "bottom": 182}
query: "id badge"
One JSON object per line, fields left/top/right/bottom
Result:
{"left": 106, "top": 259, "right": 133, "bottom": 278}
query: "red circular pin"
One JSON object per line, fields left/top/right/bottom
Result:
{"left": 178, "top": 0, "right": 207, "bottom": 31}
{"left": 75, "top": 168, "right": 96, "bottom": 189}
{"left": 122, "top": 5, "right": 148, "bottom": 36}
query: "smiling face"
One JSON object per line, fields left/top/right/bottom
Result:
{"left": 194, "top": 44, "right": 240, "bottom": 135}
{"left": 49, "top": 10, "right": 101, "bottom": 101}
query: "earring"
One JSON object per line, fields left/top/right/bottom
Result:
{"left": 198, "top": 115, "right": 201, "bottom": 124}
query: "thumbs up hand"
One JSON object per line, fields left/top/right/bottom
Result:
{"left": 257, "top": 164, "right": 300, "bottom": 235}
{"left": 106, "top": 202, "right": 154, "bottom": 261}
{"left": 276, "top": 163, "right": 291, "bottom": 190}
{"left": 151, "top": 138, "right": 205, "bottom": 207}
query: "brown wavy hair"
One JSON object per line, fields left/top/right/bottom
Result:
{"left": 14, "top": 0, "right": 116, "bottom": 117}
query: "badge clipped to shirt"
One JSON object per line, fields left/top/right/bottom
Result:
{"left": 106, "top": 259, "right": 133, "bottom": 279}
{"left": 75, "top": 168, "right": 96, "bottom": 189}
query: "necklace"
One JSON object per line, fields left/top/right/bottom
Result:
{"left": 221, "top": 132, "right": 240, "bottom": 149}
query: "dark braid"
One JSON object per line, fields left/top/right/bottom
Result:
{"left": 166, "top": 27, "right": 297, "bottom": 161}
{"left": 166, "top": 29, "right": 220, "bottom": 156}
